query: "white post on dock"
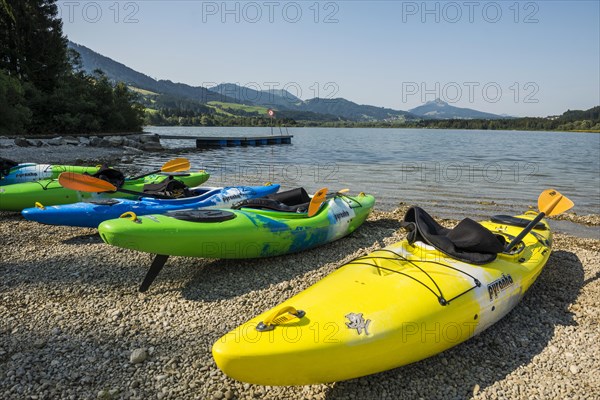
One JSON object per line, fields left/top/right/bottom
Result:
{"left": 268, "top": 109, "right": 275, "bottom": 136}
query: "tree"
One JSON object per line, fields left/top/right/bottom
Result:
{"left": 0, "top": 0, "right": 69, "bottom": 92}
{"left": 0, "top": 69, "right": 31, "bottom": 134}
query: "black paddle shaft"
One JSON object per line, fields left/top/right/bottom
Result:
{"left": 130, "top": 169, "right": 163, "bottom": 180}
{"left": 504, "top": 212, "right": 546, "bottom": 252}
{"left": 139, "top": 255, "right": 169, "bottom": 292}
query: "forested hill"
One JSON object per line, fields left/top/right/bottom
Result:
{"left": 410, "top": 106, "right": 600, "bottom": 132}
{"left": 409, "top": 99, "right": 507, "bottom": 120}
{"left": 560, "top": 107, "right": 600, "bottom": 122}
{"left": 68, "top": 42, "right": 238, "bottom": 104}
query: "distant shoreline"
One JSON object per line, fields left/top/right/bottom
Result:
{"left": 1, "top": 126, "right": 598, "bottom": 140}
{"left": 143, "top": 126, "right": 600, "bottom": 133}
{"left": 0, "top": 131, "right": 143, "bottom": 139}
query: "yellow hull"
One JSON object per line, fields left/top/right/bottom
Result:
{"left": 212, "top": 213, "right": 552, "bottom": 385}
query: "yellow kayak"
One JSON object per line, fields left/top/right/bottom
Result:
{"left": 212, "top": 210, "right": 553, "bottom": 385}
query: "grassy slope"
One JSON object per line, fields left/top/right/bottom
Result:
{"left": 207, "top": 101, "right": 270, "bottom": 116}
{"left": 128, "top": 86, "right": 159, "bottom": 96}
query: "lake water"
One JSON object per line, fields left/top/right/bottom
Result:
{"left": 132, "top": 127, "right": 599, "bottom": 236}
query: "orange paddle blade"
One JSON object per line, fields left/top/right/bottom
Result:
{"left": 307, "top": 187, "right": 328, "bottom": 217}
{"left": 162, "top": 157, "right": 190, "bottom": 173}
{"left": 58, "top": 172, "right": 117, "bottom": 193}
{"left": 538, "top": 189, "right": 574, "bottom": 216}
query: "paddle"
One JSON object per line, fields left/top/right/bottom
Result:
{"left": 140, "top": 255, "right": 170, "bottom": 292}
{"left": 130, "top": 157, "right": 190, "bottom": 180}
{"left": 58, "top": 172, "right": 172, "bottom": 199}
{"left": 307, "top": 188, "right": 350, "bottom": 217}
{"left": 504, "top": 189, "right": 574, "bottom": 252}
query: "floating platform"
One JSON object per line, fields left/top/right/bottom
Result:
{"left": 157, "top": 135, "right": 292, "bottom": 148}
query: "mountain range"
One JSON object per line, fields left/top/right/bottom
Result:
{"left": 68, "top": 41, "right": 508, "bottom": 122}
{"left": 409, "top": 99, "right": 509, "bottom": 120}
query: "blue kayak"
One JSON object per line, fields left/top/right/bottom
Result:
{"left": 22, "top": 184, "right": 280, "bottom": 228}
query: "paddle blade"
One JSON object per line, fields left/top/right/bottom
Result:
{"left": 58, "top": 172, "right": 117, "bottom": 193}
{"left": 538, "top": 189, "right": 574, "bottom": 216}
{"left": 161, "top": 157, "right": 190, "bottom": 173}
{"left": 307, "top": 187, "right": 328, "bottom": 217}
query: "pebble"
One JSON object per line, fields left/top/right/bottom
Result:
{"left": 0, "top": 170, "right": 598, "bottom": 400}
{"left": 129, "top": 349, "right": 148, "bottom": 364}
{"left": 569, "top": 365, "right": 580, "bottom": 374}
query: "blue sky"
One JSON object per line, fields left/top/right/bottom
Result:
{"left": 59, "top": 1, "right": 599, "bottom": 117}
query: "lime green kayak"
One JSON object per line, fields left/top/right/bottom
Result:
{"left": 0, "top": 171, "right": 210, "bottom": 211}
{"left": 99, "top": 191, "right": 374, "bottom": 259}
{"left": 0, "top": 162, "right": 100, "bottom": 185}
{"left": 98, "top": 189, "right": 375, "bottom": 291}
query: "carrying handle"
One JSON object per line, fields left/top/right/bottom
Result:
{"left": 256, "top": 306, "right": 306, "bottom": 331}
{"left": 119, "top": 211, "right": 141, "bottom": 223}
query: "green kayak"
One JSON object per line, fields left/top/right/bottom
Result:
{"left": 0, "top": 171, "right": 210, "bottom": 211}
{"left": 98, "top": 188, "right": 375, "bottom": 291}
{"left": 0, "top": 160, "right": 100, "bottom": 185}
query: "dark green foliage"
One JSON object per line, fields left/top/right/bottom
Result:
{"left": 146, "top": 110, "right": 297, "bottom": 128}
{"left": 29, "top": 71, "right": 144, "bottom": 134}
{"left": 151, "top": 95, "right": 214, "bottom": 115}
{"left": 0, "top": 0, "right": 144, "bottom": 135}
{"left": 0, "top": 0, "right": 68, "bottom": 92}
{"left": 407, "top": 108, "right": 600, "bottom": 131}
{"left": 560, "top": 107, "right": 600, "bottom": 122}
{"left": 299, "top": 97, "right": 413, "bottom": 121}
{"left": 143, "top": 104, "right": 599, "bottom": 132}
{"left": 0, "top": 70, "right": 31, "bottom": 134}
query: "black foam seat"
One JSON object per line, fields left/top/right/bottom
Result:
{"left": 142, "top": 175, "right": 189, "bottom": 198}
{"left": 90, "top": 165, "right": 125, "bottom": 188}
{"left": 402, "top": 207, "right": 506, "bottom": 265}
{"left": 232, "top": 188, "right": 311, "bottom": 213}
{"left": 266, "top": 188, "right": 311, "bottom": 205}
{"left": 167, "top": 210, "right": 236, "bottom": 222}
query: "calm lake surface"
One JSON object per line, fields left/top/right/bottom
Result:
{"left": 132, "top": 127, "right": 599, "bottom": 236}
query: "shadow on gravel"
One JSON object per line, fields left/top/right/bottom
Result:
{"left": 0, "top": 211, "right": 22, "bottom": 221}
{"left": 324, "top": 250, "right": 584, "bottom": 400}
{"left": 177, "top": 218, "right": 403, "bottom": 302}
{"left": 582, "top": 271, "right": 600, "bottom": 287}
{"left": 61, "top": 233, "right": 103, "bottom": 245}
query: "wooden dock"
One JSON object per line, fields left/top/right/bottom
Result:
{"left": 158, "top": 135, "right": 292, "bottom": 148}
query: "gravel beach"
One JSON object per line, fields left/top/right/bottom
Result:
{"left": 1, "top": 144, "right": 599, "bottom": 399}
